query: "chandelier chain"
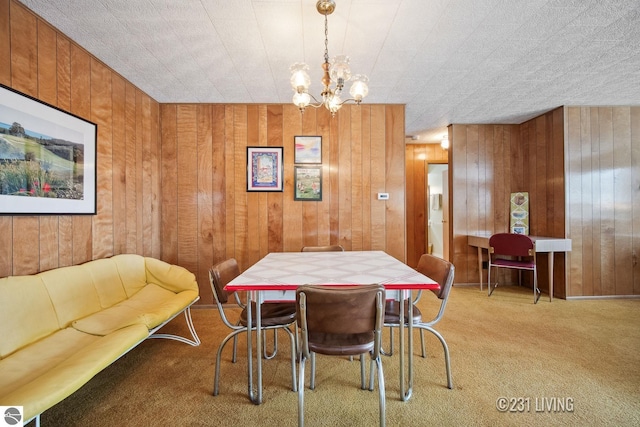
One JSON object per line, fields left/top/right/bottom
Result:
{"left": 324, "top": 13, "right": 329, "bottom": 64}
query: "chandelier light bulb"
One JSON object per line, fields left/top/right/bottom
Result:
{"left": 290, "top": 63, "right": 311, "bottom": 92}
{"left": 293, "top": 92, "right": 311, "bottom": 110}
{"left": 330, "top": 55, "right": 352, "bottom": 87}
{"left": 326, "top": 93, "right": 342, "bottom": 115}
{"left": 349, "top": 75, "right": 369, "bottom": 102}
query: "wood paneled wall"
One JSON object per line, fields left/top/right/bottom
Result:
{"left": 405, "top": 143, "right": 448, "bottom": 267}
{"left": 160, "top": 104, "right": 407, "bottom": 303}
{"left": 445, "top": 106, "right": 639, "bottom": 298}
{"left": 447, "top": 109, "right": 567, "bottom": 295}
{"left": 565, "top": 106, "right": 640, "bottom": 297}
{"left": 0, "top": 0, "right": 161, "bottom": 277}
{"left": 449, "top": 123, "right": 522, "bottom": 285}
{"left": 520, "top": 108, "right": 567, "bottom": 297}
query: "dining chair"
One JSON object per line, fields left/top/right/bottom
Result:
{"left": 209, "top": 258, "right": 298, "bottom": 396}
{"left": 487, "top": 233, "right": 539, "bottom": 303}
{"left": 300, "top": 245, "right": 345, "bottom": 252}
{"left": 383, "top": 254, "right": 454, "bottom": 389}
{"left": 296, "top": 284, "right": 386, "bottom": 427}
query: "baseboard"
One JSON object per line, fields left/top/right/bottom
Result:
{"left": 192, "top": 303, "right": 216, "bottom": 309}
{"left": 566, "top": 295, "right": 640, "bottom": 300}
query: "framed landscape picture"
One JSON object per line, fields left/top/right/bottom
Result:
{"left": 294, "top": 166, "right": 322, "bottom": 201}
{"left": 0, "top": 84, "right": 97, "bottom": 215}
{"left": 294, "top": 135, "right": 322, "bottom": 164}
{"left": 247, "top": 146, "right": 284, "bottom": 192}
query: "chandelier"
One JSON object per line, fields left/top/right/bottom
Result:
{"left": 289, "top": 0, "right": 369, "bottom": 115}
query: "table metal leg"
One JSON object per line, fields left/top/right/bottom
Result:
{"left": 399, "top": 290, "right": 413, "bottom": 401}
{"left": 477, "top": 247, "right": 484, "bottom": 290}
{"left": 246, "top": 292, "right": 263, "bottom": 404}
{"left": 548, "top": 252, "right": 554, "bottom": 302}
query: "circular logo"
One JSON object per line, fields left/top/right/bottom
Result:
{"left": 4, "top": 407, "right": 22, "bottom": 425}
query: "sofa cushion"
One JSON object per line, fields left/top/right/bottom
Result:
{"left": 83, "top": 257, "right": 129, "bottom": 308}
{"left": 0, "top": 328, "right": 103, "bottom": 397}
{"left": 0, "top": 276, "right": 59, "bottom": 358}
{"left": 71, "top": 284, "right": 198, "bottom": 335}
{"left": 39, "top": 265, "right": 102, "bottom": 329}
{"left": 111, "top": 254, "right": 149, "bottom": 298}
{"left": 0, "top": 324, "right": 148, "bottom": 422}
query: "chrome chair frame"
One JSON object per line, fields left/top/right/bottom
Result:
{"left": 382, "top": 293, "right": 426, "bottom": 358}
{"left": 382, "top": 254, "right": 454, "bottom": 390}
{"left": 209, "top": 260, "right": 297, "bottom": 396}
{"left": 487, "top": 233, "right": 539, "bottom": 303}
{"left": 296, "top": 284, "right": 386, "bottom": 427}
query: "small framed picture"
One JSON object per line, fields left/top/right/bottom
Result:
{"left": 247, "top": 146, "right": 283, "bottom": 192}
{"left": 294, "top": 135, "right": 322, "bottom": 164}
{"left": 294, "top": 166, "right": 322, "bottom": 201}
{"left": 512, "top": 226, "right": 526, "bottom": 235}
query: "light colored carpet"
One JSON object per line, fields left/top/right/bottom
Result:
{"left": 34, "top": 285, "right": 640, "bottom": 426}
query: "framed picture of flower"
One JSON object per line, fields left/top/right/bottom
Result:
{"left": 0, "top": 84, "right": 97, "bottom": 215}
{"left": 247, "top": 146, "right": 284, "bottom": 192}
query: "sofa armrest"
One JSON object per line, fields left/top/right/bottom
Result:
{"left": 144, "top": 258, "right": 198, "bottom": 294}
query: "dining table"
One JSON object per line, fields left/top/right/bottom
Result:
{"left": 224, "top": 250, "right": 439, "bottom": 404}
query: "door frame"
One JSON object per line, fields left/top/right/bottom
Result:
{"left": 425, "top": 161, "right": 449, "bottom": 260}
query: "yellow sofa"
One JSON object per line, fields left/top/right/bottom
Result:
{"left": 0, "top": 254, "right": 200, "bottom": 426}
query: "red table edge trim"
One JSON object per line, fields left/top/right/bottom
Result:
{"left": 225, "top": 283, "right": 440, "bottom": 291}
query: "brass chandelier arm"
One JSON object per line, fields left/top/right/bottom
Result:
{"left": 296, "top": 94, "right": 364, "bottom": 112}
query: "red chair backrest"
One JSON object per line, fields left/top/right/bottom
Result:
{"left": 489, "top": 233, "right": 534, "bottom": 257}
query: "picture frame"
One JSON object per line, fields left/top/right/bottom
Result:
{"left": 294, "top": 135, "right": 322, "bottom": 164}
{"left": 294, "top": 166, "right": 322, "bottom": 201}
{"left": 0, "top": 84, "right": 97, "bottom": 215}
{"left": 510, "top": 191, "right": 530, "bottom": 235}
{"left": 247, "top": 146, "right": 284, "bottom": 192}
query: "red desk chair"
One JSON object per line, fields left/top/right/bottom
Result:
{"left": 488, "top": 233, "right": 540, "bottom": 303}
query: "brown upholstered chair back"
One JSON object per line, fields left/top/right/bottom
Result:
{"left": 301, "top": 245, "right": 345, "bottom": 252}
{"left": 416, "top": 254, "right": 455, "bottom": 300}
{"left": 296, "top": 284, "right": 385, "bottom": 357}
{"left": 209, "top": 258, "right": 241, "bottom": 304}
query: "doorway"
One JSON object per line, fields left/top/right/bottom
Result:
{"left": 427, "top": 163, "right": 449, "bottom": 260}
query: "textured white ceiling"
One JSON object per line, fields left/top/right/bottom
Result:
{"left": 20, "top": 0, "right": 640, "bottom": 143}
